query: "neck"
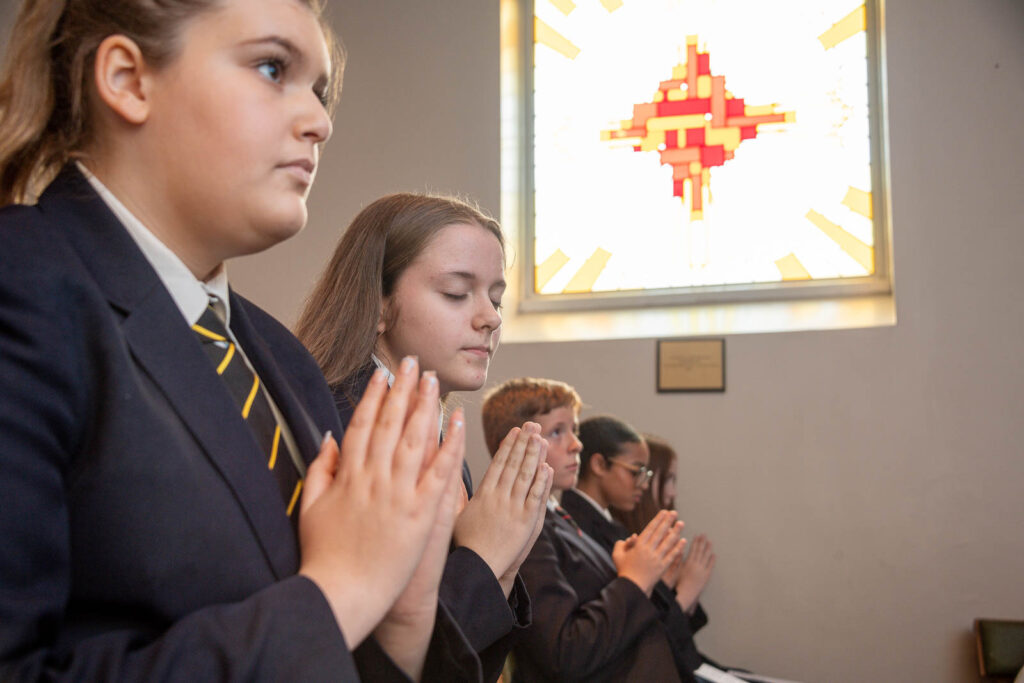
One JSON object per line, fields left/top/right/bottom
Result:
{"left": 575, "top": 479, "right": 608, "bottom": 509}
{"left": 80, "top": 154, "right": 222, "bottom": 280}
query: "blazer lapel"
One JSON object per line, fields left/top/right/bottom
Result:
{"left": 228, "top": 298, "right": 322, "bottom": 467}
{"left": 41, "top": 166, "right": 296, "bottom": 579}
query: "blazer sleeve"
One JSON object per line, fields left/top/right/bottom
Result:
{"left": 516, "top": 521, "right": 663, "bottom": 680}
{"left": 0, "top": 246, "right": 360, "bottom": 681}
{"left": 440, "top": 547, "right": 529, "bottom": 682}
{"left": 650, "top": 582, "right": 704, "bottom": 676}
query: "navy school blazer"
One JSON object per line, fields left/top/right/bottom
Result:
{"left": 511, "top": 506, "right": 682, "bottom": 682}
{"left": 560, "top": 488, "right": 708, "bottom": 681}
{"left": 0, "top": 166, "right": 480, "bottom": 682}
{"left": 333, "top": 367, "right": 531, "bottom": 683}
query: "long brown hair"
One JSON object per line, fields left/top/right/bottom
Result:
{"left": 295, "top": 192, "right": 505, "bottom": 392}
{"left": 611, "top": 434, "right": 678, "bottom": 535}
{"left": 0, "top": 0, "right": 343, "bottom": 206}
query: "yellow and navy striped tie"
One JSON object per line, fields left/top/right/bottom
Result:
{"left": 192, "top": 299, "right": 303, "bottom": 520}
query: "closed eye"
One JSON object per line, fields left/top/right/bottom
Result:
{"left": 443, "top": 293, "right": 468, "bottom": 301}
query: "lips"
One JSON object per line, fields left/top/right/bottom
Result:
{"left": 461, "top": 345, "right": 491, "bottom": 358}
{"left": 279, "top": 158, "right": 315, "bottom": 185}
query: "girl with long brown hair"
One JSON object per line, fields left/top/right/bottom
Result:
{"left": 0, "top": 1, "right": 477, "bottom": 679}
{"left": 296, "top": 193, "right": 552, "bottom": 681}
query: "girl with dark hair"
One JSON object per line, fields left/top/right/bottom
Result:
{"left": 561, "top": 418, "right": 711, "bottom": 681}
{"left": 611, "top": 434, "right": 716, "bottom": 621}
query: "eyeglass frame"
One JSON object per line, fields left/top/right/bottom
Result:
{"left": 606, "top": 457, "right": 655, "bottom": 487}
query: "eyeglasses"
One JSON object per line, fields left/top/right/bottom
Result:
{"left": 608, "top": 458, "right": 654, "bottom": 487}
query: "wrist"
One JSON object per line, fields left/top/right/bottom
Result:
{"left": 618, "top": 570, "right": 656, "bottom": 597}
{"left": 374, "top": 608, "right": 437, "bottom": 682}
{"left": 674, "top": 583, "right": 700, "bottom": 611}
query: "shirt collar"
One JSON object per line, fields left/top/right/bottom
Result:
{"left": 572, "top": 487, "right": 613, "bottom": 522}
{"left": 370, "top": 354, "right": 445, "bottom": 435}
{"left": 77, "top": 161, "right": 230, "bottom": 327}
{"left": 370, "top": 353, "right": 396, "bottom": 387}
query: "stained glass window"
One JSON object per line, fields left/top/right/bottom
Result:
{"left": 523, "top": 0, "right": 890, "bottom": 307}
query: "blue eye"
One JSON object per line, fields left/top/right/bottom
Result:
{"left": 257, "top": 59, "right": 284, "bottom": 82}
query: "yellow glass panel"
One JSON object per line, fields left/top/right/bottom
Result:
{"left": 563, "top": 248, "right": 612, "bottom": 293}
{"left": 536, "top": 249, "right": 571, "bottom": 290}
{"left": 775, "top": 253, "right": 812, "bottom": 280}
{"left": 818, "top": 5, "right": 866, "bottom": 50}
{"left": 534, "top": 17, "right": 580, "bottom": 59}
{"left": 806, "top": 210, "right": 874, "bottom": 272}
{"left": 842, "top": 186, "right": 873, "bottom": 219}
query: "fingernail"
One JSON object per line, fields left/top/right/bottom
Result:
{"left": 321, "top": 430, "right": 333, "bottom": 447}
{"left": 422, "top": 371, "right": 437, "bottom": 391}
{"left": 371, "top": 367, "right": 387, "bottom": 384}
{"left": 401, "top": 356, "right": 417, "bottom": 374}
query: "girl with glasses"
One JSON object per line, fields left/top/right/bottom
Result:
{"left": 560, "top": 416, "right": 709, "bottom": 681}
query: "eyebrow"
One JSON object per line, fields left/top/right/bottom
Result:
{"left": 438, "top": 271, "right": 507, "bottom": 289}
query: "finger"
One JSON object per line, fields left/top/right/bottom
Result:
{"left": 657, "top": 521, "right": 685, "bottom": 555}
{"left": 300, "top": 433, "right": 339, "bottom": 517}
{"left": 667, "top": 537, "right": 687, "bottom": 563}
{"left": 390, "top": 370, "right": 440, "bottom": 486}
{"left": 640, "top": 509, "right": 676, "bottom": 544}
{"left": 707, "top": 553, "right": 717, "bottom": 571}
{"left": 496, "top": 422, "right": 537, "bottom": 494}
{"left": 417, "top": 405, "right": 465, "bottom": 500}
{"left": 509, "top": 432, "right": 545, "bottom": 502}
{"left": 420, "top": 383, "right": 442, "bottom": 472}
{"left": 477, "top": 426, "right": 521, "bottom": 493}
{"left": 693, "top": 535, "right": 709, "bottom": 562}
{"left": 368, "top": 356, "right": 420, "bottom": 475}
{"left": 526, "top": 457, "right": 552, "bottom": 509}
{"left": 339, "top": 368, "right": 388, "bottom": 469}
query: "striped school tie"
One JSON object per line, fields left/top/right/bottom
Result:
{"left": 554, "top": 503, "right": 583, "bottom": 537}
{"left": 192, "top": 297, "right": 303, "bottom": 520}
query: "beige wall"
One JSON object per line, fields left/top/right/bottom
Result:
{"left": 253, "top": 2, "right": 1022, "bottom": 682}
{"left": 4, "top": 0, "right": 1022, "bottom": 681}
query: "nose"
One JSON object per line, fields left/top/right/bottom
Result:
{"left": 297, "top": 92, "right": 333, "bottom": 145}
{"left": 569, "top": 432, "right": 583, "bottom": 454}
{"left": 638, "top": 477, "right": 650, "bottom": 491}
{"left": 473, "top": 296, "right": 502, "bottom": 332}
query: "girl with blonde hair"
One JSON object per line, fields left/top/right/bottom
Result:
{"left": 0, "top": 1, "right": 478, "bottom": 679}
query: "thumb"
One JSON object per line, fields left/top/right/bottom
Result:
{"left": 301, "top": 432, "right": 339, "bottom": 517}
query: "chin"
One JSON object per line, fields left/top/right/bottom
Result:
{"left": 448, "top": 372, "right": 488, "bottom": 393}
{"left": 255, "top": 200, "right": 308, "bottom": 244}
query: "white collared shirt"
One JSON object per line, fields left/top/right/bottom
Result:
{"left": 76, "top": 162, "right": 228, "bottom": 327}
{"left": 79, "top": 162, "right": 304, "bottom": 476}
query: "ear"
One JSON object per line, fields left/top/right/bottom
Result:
{"left": 92, "top": 34, "right": 153, "bottom": 125}
{"left": 376, "top": 297, "right": 390, "bottom": 334}
{"left": 589, "top": 452, "right": 610, "bottom": 478}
